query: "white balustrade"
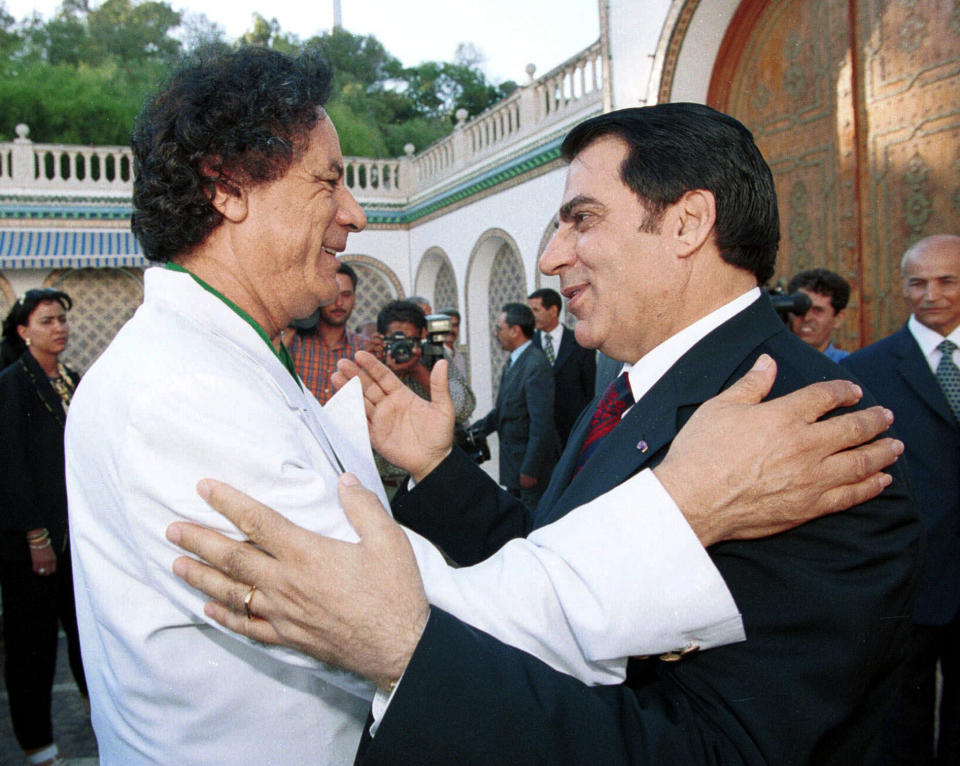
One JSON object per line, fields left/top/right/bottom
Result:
{"left": 1, "top": 41, "right": 603, "bottom": 203}
{"left": 342, "top": 157, "right": 405, "bottom": 199}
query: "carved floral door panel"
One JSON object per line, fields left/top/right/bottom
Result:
{"left": 710, "top": 0, "right": 960, "bottom": 346}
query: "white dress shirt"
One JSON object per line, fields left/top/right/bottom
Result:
{"left": 908, "top": 314, "right": 960, "bottom": 374}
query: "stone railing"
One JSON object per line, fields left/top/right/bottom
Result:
{"left": 342, "top": 156, "right": 407, "bottom": 200}
{"left": 0, "top": 40, "right": 603, "bottom": 203}
{"left": 410, "top": 41, "right": 603, "bottom": 190}
{"left": 0, "top": 124, "right": 134, "bottom": 194}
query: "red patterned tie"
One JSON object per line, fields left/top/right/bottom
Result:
{"left": 575, "top": 372, "right": 633, "bottom": 474}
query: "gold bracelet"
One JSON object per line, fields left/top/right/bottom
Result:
{"left": 26, "top": 531, "right": 50, "bottom": 543}
{"left": 29, "top": 540, "right": 52, "bottom": 549}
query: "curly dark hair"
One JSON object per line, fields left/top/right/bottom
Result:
{"left": 131, "top": 47, "right": 333, "bottom": 262}
{"left": 377, "top": 300, "right": 426, "bottom": 335}
{"left": 787, "top": 268, "right": 851, "bottom": 313}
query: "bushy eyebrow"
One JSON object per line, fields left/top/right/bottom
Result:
{"left": 558, "top": 194, "right": 601, "bottom": 222}
{"left": 312, "top": 161, "right": 344, "bottom": 180}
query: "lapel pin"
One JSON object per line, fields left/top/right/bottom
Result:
{"left": 636, "top": 440, "right": 649, "bottom": 453}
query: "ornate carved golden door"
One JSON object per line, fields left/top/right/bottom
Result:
{"left": 710, "top": 0, "right": 960, "bottom": 346}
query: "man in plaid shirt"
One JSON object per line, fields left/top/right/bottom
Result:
{"left": 290, "top": 262, "right": 364, "bottom": 405}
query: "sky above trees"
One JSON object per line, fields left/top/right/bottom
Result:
{"left": 4, "top": 0, "right": 600, "bottom": 83}
{"left": 0, "top": 0, "right": 524, "bottom": 155}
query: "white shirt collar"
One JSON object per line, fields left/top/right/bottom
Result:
{"left": 542, "top": 323, "right": 564, "bottom": 349}
{"left": 510, "top": 339, "right": 533, "bottom": 365}
{"left": 908, "top": 314, "right": 960, "bottom": 373}
{"left": 620, "top": 288, "right": 761, "bottom": 404}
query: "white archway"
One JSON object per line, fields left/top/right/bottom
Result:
{"left": 465, "top": 228, "right": 526, "bottom": 413}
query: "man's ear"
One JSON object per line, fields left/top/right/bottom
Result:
{"left": 831, "top": 308, "right": 846, "bottom": 330}
{"left": 202, "top": 159, "right": 248, "bottom": 223}
{"left": 673, "top": 189, "right": 716, "bottom": 257}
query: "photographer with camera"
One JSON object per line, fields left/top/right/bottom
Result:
{"left": 787, "top": 268, "right": 852, "bottom": 362}
{"left": 371, "top": 300, "right": 475, "bottom": 493}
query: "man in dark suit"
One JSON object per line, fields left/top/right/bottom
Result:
{"left": 529, "top": 288, "right": 596, "bottom": 447}
{"left": 842, "top": 233, "right": 960, "bottom": 765}
{"left": 475, "top": 302, "right": 559, "bottom": 508}
{"left": 168, "top": 105, "right": 919, "bottom": 765}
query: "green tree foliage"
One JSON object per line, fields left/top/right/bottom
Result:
{"left": 0, "top": 2, "right": 517, "bottom": 157}
{"left": 87, "top": 0, "right": 181, "bottom": 62}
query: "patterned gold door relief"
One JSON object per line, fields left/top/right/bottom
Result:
{"left": 711, "top": 0, "right": 960, "bottom": 346}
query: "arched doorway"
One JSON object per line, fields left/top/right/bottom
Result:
{"left": 465, "top": 229, "right": 527, "bottom": 411}
{"left": 414, "top": 247, "right": 460, "bottom": 313}
{"left": 342, "top": 256, "right": 403, "bottom": 331}
{"left": 708, "top": 0, "right": 960, "bottom": 347}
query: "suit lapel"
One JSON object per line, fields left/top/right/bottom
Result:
{"left": 498, "top": 346, "right": 527, "bottom": 406}
{"left": 495, "top": 355, "right": 513, "bottom": 409}
{"left": 892, "top": 326, "right": 957, "bottom": 426}
{"left": 533, "top": 296, "right": 783, "bottom": 528}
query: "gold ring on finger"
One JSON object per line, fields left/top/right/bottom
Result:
{"left": 243, "top": 584, "right": 258, "bottom": 620}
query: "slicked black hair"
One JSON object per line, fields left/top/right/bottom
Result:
{"left": 528, "top": 288, "right": 562, "bottom": 312}
{"left": 561, "top": 104, "right": 780, "bottom": 284}
{"left": 502, "top": 302, "right": 535, "bottom": 339}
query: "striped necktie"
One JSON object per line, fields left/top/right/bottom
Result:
{"left": 575, "top": 372, "right": 633, "bottom": 474}
{"left": 542, "top": 331, "right": 556, "bottom": 365}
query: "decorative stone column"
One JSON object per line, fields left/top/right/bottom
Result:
{"left": 11, "top": 124, "right": 35, "bottom": 186}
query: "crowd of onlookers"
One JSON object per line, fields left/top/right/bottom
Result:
{"left": 282, "top": 269, "right": 596, "bottom": 508}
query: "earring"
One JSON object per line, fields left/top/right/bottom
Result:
{"left": 25, "top": 338, "right": 31, "bottom": 347}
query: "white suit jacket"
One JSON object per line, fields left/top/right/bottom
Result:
{"left": 67, "top": 268, "right": 740, "bottom": 764}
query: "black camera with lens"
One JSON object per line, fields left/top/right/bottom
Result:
{"left": 764, "top": 281, "right": 812, "bottom": 322}
{"left": 383, "top": 331, "right": 418, "bottom": 364}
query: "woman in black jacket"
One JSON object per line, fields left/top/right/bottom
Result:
{"left": 0, "top": 288, "right": 87, "bottom": 766}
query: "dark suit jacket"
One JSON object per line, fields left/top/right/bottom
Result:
{"left": 374, "top": 296, "right": 920, "bottom": 765}
{"left": 533, "top": 326, "right": 596, "bottom": 445}
{"left": 842, "top": 325, "right": 960, "bottom": 626}
{"left": 0, "top": 352, "right": 78, "bottom": 566}
{"left": 475, "top": 343, "right": 559, "bottom": 490}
